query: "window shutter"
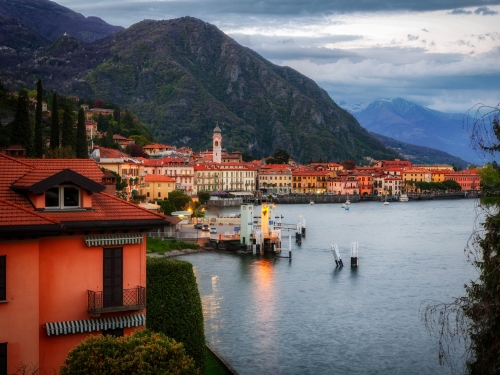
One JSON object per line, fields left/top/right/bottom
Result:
{"left": 0, "top": 256, "right": 5, "bottom": 301}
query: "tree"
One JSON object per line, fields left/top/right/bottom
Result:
{"left": 342, "top": 160, "right": 356, "bottom": 170}
{"left": 423, "top": 104, "right": 500, "bottom": 374}
{"left": 168, "top": 190, "right": 192, "bottom": 211}
{"left": 34, "top": 79, "right": 44, "bottom": 158}
{"left": 442, "top": 179, "right": 462, "bottom": 192}
{"left": 60, "top": 101, "right": 74, "bottom": 148}
{"left": 10, "top": 89, "right": 33, "bottom": 156}
{"left": 128, "top": 144, "right": 148, "bottom": 158}
{"left": 75, "top": 108, "right": 87, "bottom": 158}
{"left": 197, "top": 191, "right": 211, "bottom": 205}
{"left": 93, "top": 99, "right": 104, "bottom": 108}
{"left": 266, "top": 148, "right": 290, "bottom": 164}
{"left": 60, "top": 330, "right": 199, "bottom": 375}
{"left": 130, "top": 135, "right": 150, "bottom": 147}
{"left": 50, "top": 92, "right": 59, "bottom": 149}
{"left": 45, "top": 146, "right": 76, "bottom": 159}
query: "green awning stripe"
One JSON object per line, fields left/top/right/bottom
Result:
{"left": 44, "top": 314, "right": 145, "bottom": 336}
{"left": 84, "top": 234, "right": 143, "bottom": 247}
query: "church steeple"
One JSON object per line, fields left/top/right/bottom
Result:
{"left": 213, "top": 122, "right": 222, "bottom": 163}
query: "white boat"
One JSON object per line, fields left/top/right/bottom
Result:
{"left": 309, "top": 201, "right": 314, "bottom": 205}
{"left": 345, "top": 199, "right": 351, "bottom": 205}
{"left": 383, "top": 195, "right": 389, "bottom": 205}
{"left": 399, "top": 194, "right": 409, "bottom": 202}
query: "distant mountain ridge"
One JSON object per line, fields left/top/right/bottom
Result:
{"left": 0, "top": 0, "right": 122, "bottom": 43}
{"left": 0, "top": 14, "right": 399, "bottom": 163}
{"left": 370, "top": 132, "right": 470, "bottom": 169}
{"left": 339, "top": 98, "right": 482, "bottom": 164}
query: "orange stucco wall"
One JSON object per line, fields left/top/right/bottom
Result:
{"left": 2, "top": 233, "right": 146, "bottom": 374}
{"left": 38, "top": 235, "right": 146, "bottom": 372}
{"left": 0, "top": 241, "right": 40, "bottom": 374}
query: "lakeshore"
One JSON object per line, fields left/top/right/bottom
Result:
{"left": 178, "top": 199, "right": 480, "bottom": 375}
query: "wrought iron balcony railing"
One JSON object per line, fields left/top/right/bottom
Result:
{"left": 87, "top": 286, "right": 145, "bottom": 316}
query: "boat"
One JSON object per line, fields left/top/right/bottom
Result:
{"left": 383, "top": 195, "right": 390, "bottom": 205}
{"left": 344, "top": 205, "right": 350, "bottom": 210}
{"left": 309, "top": 201, "right": 314, "bottom": 205}
{"left": 345, "top": 199, "right": 351, "bottom": 205}
{"left": 399, "top": 194, "right": 409, "bottom": 202}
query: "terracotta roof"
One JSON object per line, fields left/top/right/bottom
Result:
{"left": 0, "top": 198, "right": 59, "bottom": 226}
{"left": 97, "top": 147, "right": 130, "bottom": 159}
{"left": 144, "top": 174, "right": 176, "bottom": 183}
{"left": 0, "top": 154, "right": 176, "bottom": 232}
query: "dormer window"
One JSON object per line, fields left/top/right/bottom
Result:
{"left": 45, "top": 185, "right": 80, "bottom": 209}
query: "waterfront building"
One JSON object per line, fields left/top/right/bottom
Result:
{"left": 0, "top": 154, "right": 177, "bottom": 374}
{"left": 401, "top": 168, "right": 432, "bottom": 183}
{"left": 193, "top": 163, "right": 223, "bottom": 192}
{"left": 218, "top": 163, "right": 256, "bottom": 192}
{"left": 293, "top": 169, "right": 331, "bottom": 194}
{"left": 414, "top": 164, "right": 454, "bottom": 171}
{"left": 143, "top": 158, "right": 195, "bottom": 196}
{"left": 257, "top": 165, "right": 293, "bottom": 195}
{"left": 445, "top": 169, "right": 480, "bottom": 191}
{"left": 144, "top": 174, "right": 176, "bottom": 199}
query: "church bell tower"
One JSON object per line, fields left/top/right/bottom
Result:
{"left": 213, "top": 122, "right": 222, "bottom": 163}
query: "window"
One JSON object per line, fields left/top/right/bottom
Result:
{"left": 45, "top": 186, "right": 80, "bottom": 209}
{"left": 0, "top": 256, "right": 5, "bottom": 301}
{"left": 147, "top": 192, "right": 150, "bottom": 198}
{"left": 158, "top": 193, "right": 161, "bottom": 198}
{"left": 0, "top": 343, "right": 6, "bottom": 375}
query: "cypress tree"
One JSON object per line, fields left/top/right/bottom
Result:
{"left": 75, "top": 108, "right": 87, "bottom": 158}
{"left": 50, "top": 92, "right": 59, "bottom": 149}
{"left": 10, "top": 89, "right": 33, "bottom": 155}
{"left": 34, "top": 79, "right": 44, "bottom": 157}
{"left": 61, "top": 100, "right": 74, "bottom": 148}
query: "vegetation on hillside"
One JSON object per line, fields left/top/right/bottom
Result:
{"left": 0, "top": 17, "right": 398, "bottom": 164}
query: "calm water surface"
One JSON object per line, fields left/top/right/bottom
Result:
{"left": 178, "top": 199, "right": 481, "bottom": 375}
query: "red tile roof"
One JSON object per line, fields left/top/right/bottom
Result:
{"left": 0, "top": 154, "right": 178, "bottom": 231}
{"left": 144, "top": 174, "right": 176, "bottom": 183}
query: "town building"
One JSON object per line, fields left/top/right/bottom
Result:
{"left": 0, "top": 154, "right": 177, "bottom": 374}
{"left": 445, "top": 169, "right": 480, "bottom": 191}
{"left": 143, "top": 158, "right": 195, "bottom": 196}
{"left": 144, "top": 174, "right": 176, "bottom": 200}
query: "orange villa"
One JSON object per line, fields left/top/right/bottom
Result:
{"left": 0, "top": 154, "right": 178, "bottom": 374}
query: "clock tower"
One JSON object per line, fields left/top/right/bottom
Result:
{"left": 213, "top": 122, "right": 222, "bottom": 163}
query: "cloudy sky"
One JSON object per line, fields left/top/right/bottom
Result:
{"left": 57, "top": 0, "right": 500, "bottom": 113}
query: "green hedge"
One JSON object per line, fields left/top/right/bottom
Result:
{"left": 60, "top": 330, "right": 198, "bottom": 374}
{"left": 146, "top": 258, "right": 205, "bottom": 370}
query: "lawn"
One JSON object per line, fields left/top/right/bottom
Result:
{"left": 146, "top": 237, "right": 198, "bottom": 255}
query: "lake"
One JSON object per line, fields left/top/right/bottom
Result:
{"left": 178, "top": 199, "right": 481, "bottom": 375}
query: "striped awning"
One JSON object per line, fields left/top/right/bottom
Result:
{"left": 84, "top": 233, "right": 143, "bottom": 247}
{"left": 44, "top": 314, "right": 145, "bottom": 336}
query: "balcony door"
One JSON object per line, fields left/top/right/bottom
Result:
{"left": 103, "top": 248, "right": 123, "bottom": 308}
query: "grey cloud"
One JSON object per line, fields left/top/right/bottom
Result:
{"left": 457, "top": 40, "right": 476, "bottom": 47}
{"left": 474, "top": 6, "right": 499, "bottom": 14}
{"left": 408, "top": 34, "right": 419, "bottom": 41}
{"left": 449, "top": 8, "right": 473, "bottom": 14}
{"left": 422, "top": 28, "right": 429, "bottom": 32}
{"left": 59, "top": 0, "right": 500, "bottom": 27}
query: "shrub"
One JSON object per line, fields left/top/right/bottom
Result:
{"left": 146, "top": 258, "right": 205, "bottom": 370}
{"left": 59, "top": 330, "right": 199, "bottom": 374}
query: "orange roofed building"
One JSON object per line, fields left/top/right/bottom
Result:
{"left": 0, "top": 154, "right": 179, "bottom": 374}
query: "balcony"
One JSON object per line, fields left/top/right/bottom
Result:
{"left": 88, "top": 286, "right": 145, "bottom": 317}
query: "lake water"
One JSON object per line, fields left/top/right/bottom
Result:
{"left": 178, "top": 199, "right": 481, "bottom": 375}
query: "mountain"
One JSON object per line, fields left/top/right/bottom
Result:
{"left": 0, "top": 0, "right": 123, "bottom": 43}
{"left": 339, "top": 98, "right": 482, "bottom": 164}
{"left": 0, "top": 15, "right": 399, "bottom": 163}
{"left": 370, "top": 132, "right": 470, "bottom": 169}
